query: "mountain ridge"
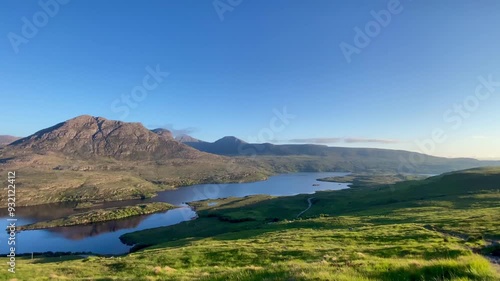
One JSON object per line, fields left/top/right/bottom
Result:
{"left": 0, "top": 116, "right": 269, "bottom": 206}
{"left": 9, "top": 115, "right": 205, "bottom": 161}
{"left": 179, "top": 134, "right": 500, "bottom": 174}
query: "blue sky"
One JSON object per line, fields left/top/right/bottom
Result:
{"left": 1, "top": 0, "right": 499, "bottom": 159}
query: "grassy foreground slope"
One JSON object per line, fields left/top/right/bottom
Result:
{"left": 2, "top": 168, "right": 499, "bottom": 280}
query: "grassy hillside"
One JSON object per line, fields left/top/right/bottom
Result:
{"left": 2, "top": 167, "right": 499, "bottom": 280}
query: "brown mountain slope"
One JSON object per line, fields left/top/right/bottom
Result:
{"left": 9, "top": 115, "right": 203, "bottom": 161}
{"left": 0, "top": 116, "right": 268, "bottom": 207}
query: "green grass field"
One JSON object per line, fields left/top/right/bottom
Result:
{"left": 2, "top": 167, "right": 499, "bottom": 280}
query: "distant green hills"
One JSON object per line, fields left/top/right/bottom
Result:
{"left": 180, "top": 135, "right": 500, "bottom": 174}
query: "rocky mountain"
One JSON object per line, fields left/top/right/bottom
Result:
{"left": 0, "top": 135, "right": 20, "bottom": 146}
{"left": 9, "top": 115, "right": 204, "bottom": 161}
{"left": 0, "top": 116, "right": 268, "bottom": 206}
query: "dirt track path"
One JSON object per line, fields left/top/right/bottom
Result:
{"left": 296, "top": 197, "right": 314, "bottom": 218}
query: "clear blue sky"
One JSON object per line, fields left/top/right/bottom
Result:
{"left": 1, "top": 0, "right": 499, "bottom": 159}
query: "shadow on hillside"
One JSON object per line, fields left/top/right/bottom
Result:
{"left": 31, "top": 255, "right": 84, "bottom": 264}
{"left": 0, "top": 157, "right": 15, "bottom": 163}
{"left": 363, "top": 246, "right": 465, "bottom": 259}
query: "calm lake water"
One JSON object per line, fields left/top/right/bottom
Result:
{"left": 0, "top": 172, "right": 350, "bottom": 255}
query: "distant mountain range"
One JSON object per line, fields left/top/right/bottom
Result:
{"left": 1, "top": 115, "right": 499, "bottom": 207}
{"left": 180, "top": 135, "right": 333, "bottom": 156}
{"left": 178, "top": 135, "right": 500, "bottom": 174}
{"left": 181, "top": 136, "right": 249, "bottom": 155}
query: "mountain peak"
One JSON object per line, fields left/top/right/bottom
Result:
{"left": 67, "top": 115, "right": 110, "bottom": 124}
{"left": 8, "top": 115, "right": 203, "bottom": 161}
{"left": 214, "top": 136, "right": 247, "bottom": 144}
{"left": 71, "top": 114, "right": 98, "bottom": 120}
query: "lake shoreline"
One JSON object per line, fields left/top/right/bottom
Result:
{"left": 1, "top": 172, "right": 350, "bottom": 255}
